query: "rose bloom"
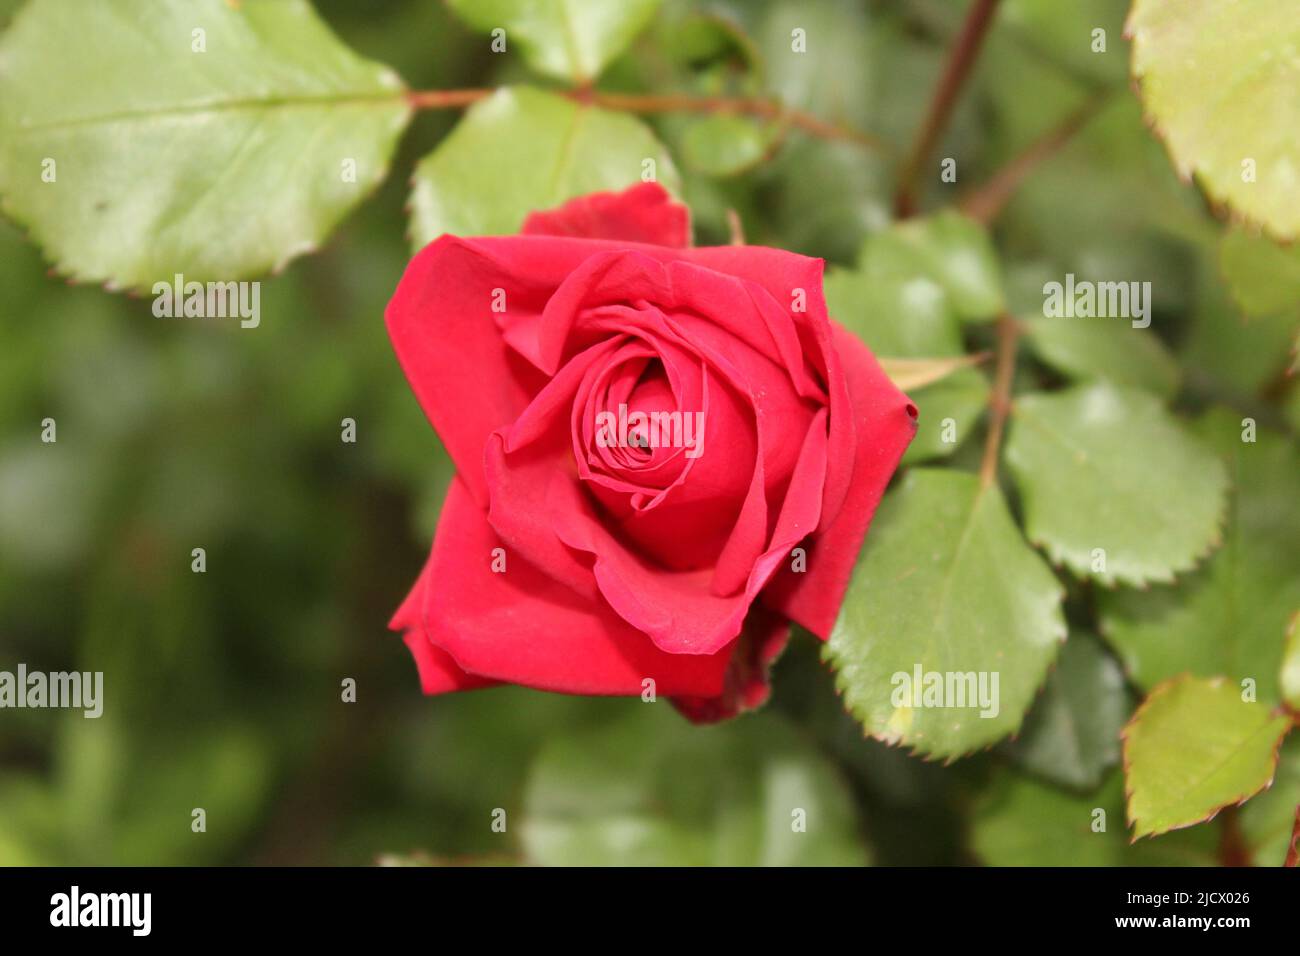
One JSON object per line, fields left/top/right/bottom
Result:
{"left": 386, "top": 184, "right": 915, "bottom": 721}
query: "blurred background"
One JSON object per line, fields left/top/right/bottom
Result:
{"left": 1, "top": 0, "right": 1296, "bottom": 866}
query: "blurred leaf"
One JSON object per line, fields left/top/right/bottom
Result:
{"left": 749, "top": 0, "right": 874, "bottom": 127}
{"left": 681, "top": 114, "right": 773, "bottom": 176}
{"left": 374, "top": 851, "right": 518, "bottom": 867}
{"left": 0, "top": 776, "right": 63, "bottom": 865}
{"left": 1283, "top": 612, "right": 1300, "bottom": 713}
{"left": 408, "top": 87, "right": 678, "bottom": 246}
{"left": 824, "top": 268, "right": 988, "bottom": 463}
{"left": 0, "top": 442, "right": 105, "bottom": 570}
{"left": 825, "top": 269, "right": 957, "bottom": 354}
{"left": 996, "top": 95, "right": 1210, "bottom": 275}
{"left": 1100, "top": 410, "right": 1300, "bottom": 703}
{"left": 1023, "top": 313, "right": 1181, "bottom": 399}
{"left": 998, "top": 0, "right": 1129, "bottom": 87}
{"left": 0, "top": 0, "right": 410, "bottom": 289}
{"left": 1239, "top": 735, "right": 1300, "bottom": 866}
{"left": 1123, "top": 675, "right": 1292, "bottom": 839}
{"left": 1182, "top": 257, "right": 1298, "bottom": 396}
{"left": 860, "top": 211, "right": 1004, "bottom": 322}
{"left": 521, "top": 705, "right": 866, "bottom": 866}
{"left": 446, "top": 0, "right": 661, "bottom": 84}
{"left": 1129, "top": 0, "right": 1300, "bottom": 239}
{"left": 759, "top": 137, "right": 889, "bottom": 262}
{"left": 825, "top": 469, "right": 1065, "bottom": 759}
{"left": 1005, "top": 383, "right": 1229, "bottom": 586}
{"left": 1215, "top": 229, "right": 1300, "bottom": 376}
{"left": 972, "top": 769, "right": 1217, "bottom": 866}
{"left": 1002, "top": 632, "right": 1131, "bottom": 792}
{"left": 1218, "top": 228, "right": 1300, "bottom": 317}
{"left": 58, "top": 714, "right": 273, "bottom": 865}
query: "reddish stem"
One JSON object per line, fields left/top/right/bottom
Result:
{"left": 894, "top": 0, "right": 1003, "bottom": 218}
{"left": 406, "top": 87, "right": 888, "bottom": 152}
{"left": 979, "top": 312, "right": 1020, "bottom": 488}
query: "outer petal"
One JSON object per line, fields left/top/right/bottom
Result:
{"left": 522, "top": 182, "right": 691, "bottom": 248}
{"left": 760, "top": 323, "right": 917, "bottom": 639}
{"left": 385, "top": 235, "right": 556, "bottom": 506}
{"left": 390, "top": 560, "right": 496, "bottom": 694}
{"left": 401, "top": 477, "right": 731, "bottom": 696}
{"left": 671, "top": 603, "right": 792, "bottom": 724}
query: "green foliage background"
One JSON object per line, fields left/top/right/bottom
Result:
{"left": 0, "top": 0, "right": 1297, "bottom": 866}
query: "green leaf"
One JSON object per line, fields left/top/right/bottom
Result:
{"left": 0, "top": 0, "right": 410, "bottom": 289}
{"left": 998, "top": 0, "right": 1130, "bottom": 87}
{"left": 859, "top": 211, "right": 1005, "bottom": 322}
{"left": 1128, "top": 0, "right": 1300, "bottom": 239}
{"left": 1122, "top": 675, "right": 1292, "bottom": 839}
{"left": 1218, "top": 227, "right": 1300, "bottom": 317}
{"left": 1181, "top": 255, "right": 1299, "bottom": 395}
{"left": 681, "top": 114, "right": 773, "bottom": 177}
{"left": 824, "top": 269, "right": 959, "bottom": 355}
{"left": 1283, "top": 612, "right": 1300, "bottom": 713}
{"left": 823, "top": 269, "right": 988, "bottom": 463}
{"left": 900, "top": 371, "right": 989, "bottom": 465}
{"left": 0, "top": 775, "right": 63, "bottom": 865}
{"left": 1023, "top": 314, "right": 1181, "bottom": 399}
{"left": 520, "top": 706, "right": 867, "bottom": 866}
{"left": 408, "top": 87, "right": 679, "bottom": 247}
{"left": 1239, "top": 735, "right": 1300, "bottom": 866}
{"left": 749, "top": 0, "right": 874, "bottom": 127}
{"left": 1002, "top": 632, "right": 1132, "bottom": 791}
{"left": 1215, "top": 228, "right": 1300, "bottom": 374}
{"left": 972, "top": 769, "right": 1217, "bottom": 866}
{"left": 446, "top": 0, "right": 661, "bottom": 84}
{"left": 57, "top": 713, "right": 272, "bottom": 864}
{"left": 1005, "top": 383, "right": 1228, "bottom": 586}
{"left": 824, "top": 469, "right": 1066, "bottom": 759}
{"left": 1100, "top": 410, "right": 1300, "bottom": 703}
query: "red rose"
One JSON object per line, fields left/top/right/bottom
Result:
{"left": 386, "top": 183, "right": 915, "bottom": 720}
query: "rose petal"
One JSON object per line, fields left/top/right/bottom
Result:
{"left": 391, "top": 558, "right": 496, "bottom": 694}
{"left": 404, "top": 477, "right": 731, "bottom": 696}
{"left": 760, "top": 323, "right": 917, "bottom": 638}
{"left": 672, "top": 603, "right": 792, "bottom": 723}
{"left": 522, "top": 182, "right": 691, "bottom": 248}
{"left": 543, "top": 406, "right": 828, "bottom": 655}
{"left": 386, "top": 235, "right": 557, "bottom": 506}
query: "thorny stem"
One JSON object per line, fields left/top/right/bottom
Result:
{"left": 405, "top": 87, "right": 890, "bottom": 153}
{"left": 894, "top": 0, "right": 1002, "bottom": 218}
{"left": 959, "top": 94, "right": 1111, "bottom": 224}
{"left": 979, "top": 312, "right": 1020, "bottom": 488}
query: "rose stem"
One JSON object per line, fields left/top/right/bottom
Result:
{"left": 893, "top": 0, "right": 1002, "bottom": 219}
{"left": 958, "top": 94, "right": 1110, "bottom": 225}
{"left": 978, "top": 312, "right": 1021, "bottom": 489}
{"left": 404, "top": 88, "right": 889, "bottom": 154}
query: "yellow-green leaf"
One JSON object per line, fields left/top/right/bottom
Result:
{"left": 1122, "top": 675, "right": 1292, "bottom": 839}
